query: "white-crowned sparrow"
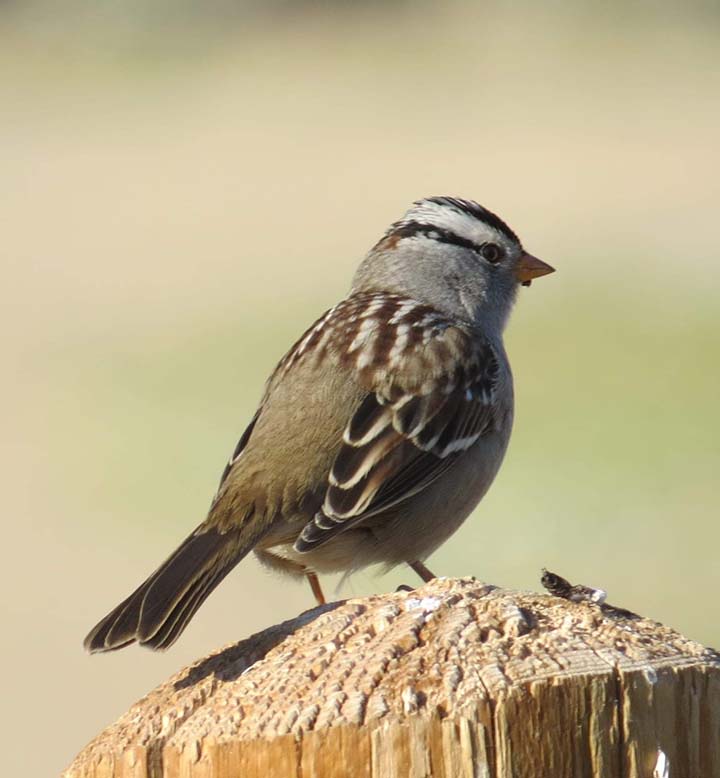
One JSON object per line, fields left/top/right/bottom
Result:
{"left": 85, "top": 196, "right": 554, "bottom": 652}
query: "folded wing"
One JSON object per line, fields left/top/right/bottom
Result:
{"left": 293, "top": 294, "right": 502, "bottom": 552}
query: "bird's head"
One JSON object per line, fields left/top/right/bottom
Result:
{"left": 352, "top": 196, "right": 554, "bottom": 332}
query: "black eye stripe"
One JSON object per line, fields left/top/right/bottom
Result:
{"left": 389, "top": 221, "right": 503, "bottom": 261}
{"left": 391, "top": 221, "right": 481, "bottom": 252}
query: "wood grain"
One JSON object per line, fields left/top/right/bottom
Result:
{"left": 64, "top": 578, "right": 720, "bottom": 778}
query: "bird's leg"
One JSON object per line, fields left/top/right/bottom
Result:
{"left": 408, "top": 559, "right": 436, "bottom": 583}
{"left": 255, "top": 549, "right": 326, "bottom": 606}
{"left": 306, "top": 571, "right": 326, "bottom": 605}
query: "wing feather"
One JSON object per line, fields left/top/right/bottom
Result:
{"left": 330, "top": 421, "right": 401, "bottom": 489}
{"left": 294, "top": 298, "right": 503, "bottom": 553}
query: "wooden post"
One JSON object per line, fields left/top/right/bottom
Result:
{"left": 64, "top": 577, "right": 720, "bottom": 778}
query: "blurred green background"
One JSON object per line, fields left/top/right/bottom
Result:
{"left": 2, "top": 1, "right": 718, "bottom": 775}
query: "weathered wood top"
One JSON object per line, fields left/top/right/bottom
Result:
{"left": 65, "top": 577, "right": 720, "bottom": 778}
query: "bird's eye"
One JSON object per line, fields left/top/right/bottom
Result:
{"left": 480, "top": 243, "right": 504, "bottom": 264}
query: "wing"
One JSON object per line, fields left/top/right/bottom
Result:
{"left": 217, "top": 408, "right": 260, "bottom": 489}
{"left": 293, "top": 293, "right": 504, "bottom": 552}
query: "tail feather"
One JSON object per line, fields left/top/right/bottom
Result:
{"left": 136, "top": 531, "right": 228, "bottom": 642}
{"left": 84, "top": 527, "right": 245, "bottom": 653}
{"left": 148, "top": 566, "right": 227, "bottom": 650}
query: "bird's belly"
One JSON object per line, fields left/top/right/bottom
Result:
{"left": 370, "top": 428, "right": 511, "bottom": 566}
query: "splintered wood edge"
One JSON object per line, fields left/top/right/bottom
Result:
{"left": 65, "top": 578, "right": 720, "bottom": 778}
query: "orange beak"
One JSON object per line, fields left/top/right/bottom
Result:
{"left": 515, "top": 252, "right": 555, "bottom": 286}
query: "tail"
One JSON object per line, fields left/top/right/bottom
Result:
{"left": 84, "top": 526, "right": 246, "bottom": 652}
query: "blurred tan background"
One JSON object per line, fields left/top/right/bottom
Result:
{"left": 1, "top": 1, "right": 719, "bottom": 775}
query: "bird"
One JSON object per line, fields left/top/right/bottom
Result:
{"left": 84, "top": 196, "right": 554, "bottom": 653}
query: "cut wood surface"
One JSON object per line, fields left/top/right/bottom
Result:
{"left": 64, "top": 577, "right": 720, "bottom": 778}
